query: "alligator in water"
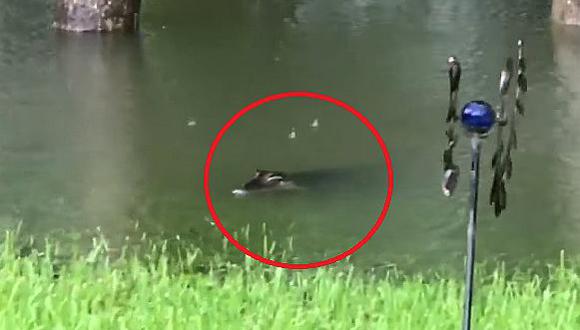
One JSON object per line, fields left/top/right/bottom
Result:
{"left": 232, "top": 166, "right": 383, "bottom": 197}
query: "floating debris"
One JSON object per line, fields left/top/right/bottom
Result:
{"left": 187, "top": 119, "right": 197, "bottom": 127}
{"left": 289, "top": 127, "right": 296, "bottom": 139}
{"left": 204, "top": 216, "right": 215, "bottom": 227}
{"left": 310, "top": 118, "right": 319, "bottom": 129}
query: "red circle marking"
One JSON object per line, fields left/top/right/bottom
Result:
{"left": 203, "top": 91, "right": 394, "bottom": 269}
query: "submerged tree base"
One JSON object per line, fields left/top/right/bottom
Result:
{"left": 53, "top": 0, "right": 141, "bottom": 32}
{"left": 1, "top": 230, "right": 579, "bottom": 329}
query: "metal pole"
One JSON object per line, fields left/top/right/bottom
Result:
{"left": 462, "top": 136, "right": 481, "bottom": 330}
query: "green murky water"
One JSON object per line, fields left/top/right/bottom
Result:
{"left": 1, "top": 0, "right": 579, "bottom": 269}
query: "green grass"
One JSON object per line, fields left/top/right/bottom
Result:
{"left": 1, "top": 229, "right": 579, "bottom": 330}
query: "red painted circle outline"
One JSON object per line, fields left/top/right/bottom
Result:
{"left": 203, "top": 91, "right": 394, "bottom": 269}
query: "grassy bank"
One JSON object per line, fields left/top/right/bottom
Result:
{"left": 1, "top": 230, "right": 579, "bottom": 329}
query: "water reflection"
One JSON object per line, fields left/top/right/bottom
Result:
{"left": 55, "top": 35, "right": 142, "bottom": 237}
{"left": 551, "top": 24, "right": 580, "bottom": 251}
{"left": 0, "top": 32, "right": 147, "bottom": 240}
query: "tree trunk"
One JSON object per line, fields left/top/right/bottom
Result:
{"left": 552, "top": 0, "right": 580, "bottom": 25}
{"left": 53, "top": 0, "right": 141, "bottom": 32}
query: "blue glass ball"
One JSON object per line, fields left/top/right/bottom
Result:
{"left": 461, "top": 100, "right": 496, "bottom": 135}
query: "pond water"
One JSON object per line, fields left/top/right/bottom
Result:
{"left": 1, "top": 0, "right": 579, "bottom": 270}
